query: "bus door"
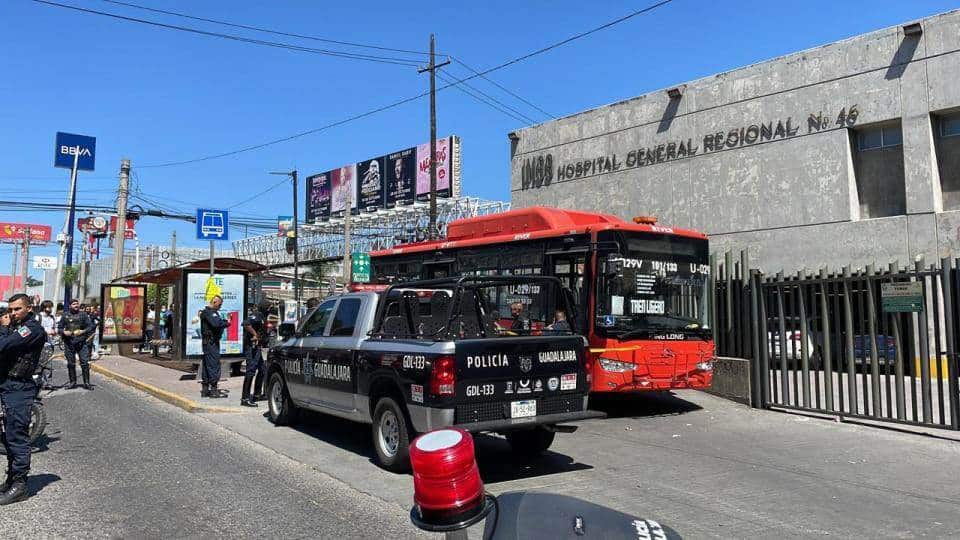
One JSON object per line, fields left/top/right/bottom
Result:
{"left": 546, "top": 251, "right": 588, "bottom": 332}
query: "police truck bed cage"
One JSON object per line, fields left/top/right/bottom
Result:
{"left": 371, "top": 275, "right": 576, "bottom": 341}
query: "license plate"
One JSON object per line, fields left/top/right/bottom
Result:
{"left": 511, "top": 400, "right": 537, "bottom": 418}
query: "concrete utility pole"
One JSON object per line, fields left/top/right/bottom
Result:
{"left": 21, "top": 227, "right": 30, "bottom": 294}
{"left": 170, "top": 230, "right": 177, "bottom": 266}
{"left": 10, "top": 243, "right": 19, "bottom": 298}
{"left": 111, "top": 159, "right": 131, "bottom": 280}
{"left": 342, "top": 185, "right": 352, "bottom": 286}
{"left": 418, "top": 34, "right": 450, "bottom": 240}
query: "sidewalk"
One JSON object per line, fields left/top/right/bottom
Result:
{"left": 90, "top": 355, "right": 247, "bottom": 413}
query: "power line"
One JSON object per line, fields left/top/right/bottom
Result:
{"left": 32, "top": 0, "right": 423, "bottom": 67}
{"left": 227, "top": 178, "right": 290, "bottom": 210}
{"left": 137, "top": 0, "right": 673, "bottom": 168}
{"left": 436, "top": 71, "right": 534, "bottom": 124}
{"left": 450, "top": 56, "right": 556, "bottom": 120}
{"left": 98, "top": 0, "right": 432, "bottom": 56}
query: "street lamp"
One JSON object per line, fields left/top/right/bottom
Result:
{"left": 270, "top": 170, "right": 299, "bottom": 310}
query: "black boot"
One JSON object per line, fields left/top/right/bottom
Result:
{"left": 241, "top": 377, "right": 257, "bottom": 407}
{"left": 201, "top": 384, "right": 210, "bottom": 398}
{"left": 0, "top": 476, "right": 28, "bottom": 505}
{"left": 208, "top": 385, "right": 227, "bottom": 399}
{"left": 66, "top": 364, "right": 77, "bottom": 389}
{"left": 253, "top": 371, "right": 265, "bottom": 400}
{"left": 0, "top": 472, "right": 12, "bottom": 494}
{"left": 81, "top": 365, "right": 92, "bottom": 390}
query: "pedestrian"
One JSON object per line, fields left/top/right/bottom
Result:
{"left": 36, "top": 301, "right": 57, "bottom": 343}
{"left": 240, "top": 301, "right": 270, "bottom": 407}
{"left": 509, "top": 301, "right": 531, "bottom": 333}
{"left": 84, "top": 304, "right": 101, "bottom": 360}
{"left": 0, "top": 294, "right": 47, "bottom": 505}
{"left": 58, "top": 298, "right": 95, "bottom": 390}
{"left": 157, "top": 304, "right": 168, "bottom": 340}
{"left": 199, "top": 295, "right": 231, "bottom": 399}
{"left": 143, "top": 303, "right": 156, "bottom": 353}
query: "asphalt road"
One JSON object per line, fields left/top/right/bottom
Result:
{"left": 0, "top": 362, "right": 426, "bottom": 539}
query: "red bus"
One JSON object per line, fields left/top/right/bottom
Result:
{"left": 369, "top": 207, "right": 714, "bottom": 394}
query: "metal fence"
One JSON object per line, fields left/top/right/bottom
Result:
{"left": 715, "top": 253, "right": 960, "bottom": 431}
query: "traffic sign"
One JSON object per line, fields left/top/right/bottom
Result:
{"left": 352, "top": 252, "right": 371, "bottom": 283}
{"left": 32, "top": 256, "right": 57, "bottom": 270}
{"left": 54, "top": 132, "right": 96, "bottom": 171}
{"left": 196, "top": 209, "right": 229, "bottom": 241}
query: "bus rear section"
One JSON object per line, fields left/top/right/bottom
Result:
{"left": 590, "top": 229, "right": 714, "bottom": 393}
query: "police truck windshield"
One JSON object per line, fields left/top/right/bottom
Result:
{"left": 595, "top": 231, "right": 710, "bottom": 339}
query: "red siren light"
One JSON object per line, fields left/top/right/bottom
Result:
{"left": 409, "top": 429, "right": 494, "bottom": 532}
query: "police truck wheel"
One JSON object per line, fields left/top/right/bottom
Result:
{"left": 267, "top": 373, "right": 297, "bottom": 426}
{"left": 372, "top": 397, "right": 412, "bottom": 473}
{"left": 506, "top": 427, "right": 555, "bottom": 458}
{"left": 28, "top": 402, "right": 47, "bottom": 444}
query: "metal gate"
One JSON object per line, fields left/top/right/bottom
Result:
{"left": 716, "top": 255, "right": 960, "bottom": 431}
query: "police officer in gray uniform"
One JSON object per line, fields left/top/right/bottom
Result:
{"left": 199, "top": 295, "right": 232, "bottom": 398}
{"left": 58, "top": 298, "right": 95, "bottom": 389}
{"left": 0, "top": 294, "right": 46, "bottom": 505}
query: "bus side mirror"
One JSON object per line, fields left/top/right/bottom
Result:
{"left": 279, "top": 322, "right": 296, "bottom": 340}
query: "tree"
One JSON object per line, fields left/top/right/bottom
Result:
{"left": 61, "top": 265, "right": 79, "bottom": 286}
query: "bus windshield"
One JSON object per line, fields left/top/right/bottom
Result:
{"left": 595, "top": 231, "right": 710, "bottom": 339}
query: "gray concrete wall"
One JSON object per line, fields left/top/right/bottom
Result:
{"left": 510, "top": 10, "right": 960, "bottom": 274}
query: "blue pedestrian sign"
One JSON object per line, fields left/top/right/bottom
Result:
{"left": 196, "top": 208, "right": 229, "bottom": 241}
{"left": 54, "top": 132, "right": 96, "bottom": 171}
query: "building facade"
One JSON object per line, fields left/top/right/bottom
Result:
{"left": 510, "top": 10, "right": 960, "bottom": 274}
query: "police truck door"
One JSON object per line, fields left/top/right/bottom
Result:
{"left": 310, "top": 297, "right": 361, "bottom": 410}
{"left": 290, "top": 299, "right": 336, "bottom": 404}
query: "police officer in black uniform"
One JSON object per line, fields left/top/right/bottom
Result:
{"left": 200, "top": 295, "right": 231, "bottom": 399}
{"left": 0, "top": 294, "right": 46, "bottom": 505}
{"left": 240, "top": 301, "right": 270, "bottom": 407}
{"left": 58, "top": 298, "right": 95, "bottom": 390}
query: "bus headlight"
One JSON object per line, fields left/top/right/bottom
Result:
{"left": 696, "top": 360, "right": 714, "bottom": 372}
{"left": 598, "top": 357, "right": 635, "bottom": 373}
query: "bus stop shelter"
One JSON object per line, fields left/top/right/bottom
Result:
{"left": 107, "top": 257, "right": 265, "bottom": 368}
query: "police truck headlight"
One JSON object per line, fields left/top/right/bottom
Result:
{"left": 598, "top": 357, "right": 635, "bottom": 373}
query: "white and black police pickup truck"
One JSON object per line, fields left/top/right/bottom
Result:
{"left": 265, "top": 276, "right": 603, "bottom": 471}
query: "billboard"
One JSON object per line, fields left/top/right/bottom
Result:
{"left": 306, "top": 172, "right": 331, "bottom": 223}
{"left": 100, "top": 284, "right": 147, "bottom": 343}
{"left": 0, "top": 223, "right": 52, "bottom": 245}
{"left": 357, "top": 156, "right": 385, "bottom": 211}
{"left": 305, "top": 135, "right": 460, "bottom": 216}
{"left": 54, "top": 132, "right": 96, "bottom": 171}
{"left": 385, "top": 147, "right": 416, "bottom": 208}
{"left": 417, "top": 136, "right": 456, "bottom": 201}
{"left": 277, "top": 216, "right": 294, "bottom": 237}
{"left": 330, "top": 164, "right": 358, "bottom": 216}
{"left": 184, "top": 272, "right": 245, "bottom": 357}
{"left": 77, "top": 215, "right": 109, "bottom": 237}
{"left": 109, "top": 216, "right": 136, "bottom": 240}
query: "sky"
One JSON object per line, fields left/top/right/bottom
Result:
{"left": 1, "top": 0, "right": 958, "bottom": 278}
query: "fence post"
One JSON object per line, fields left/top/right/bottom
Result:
{"left": 914, "top": 257, "right": 933, "bottom": 424}
{"left": 710, "top": 252, "right": 718, "bottom": 352}
{"left": 776, "top": 271, "right": 790, "bottom": 405}
{"left": 740, "top": 249, "right": 750, "bottom": 358}
{"left": 890, "top": 261, "right": 906, "bottom": 421}
{"left": 758, "top": 272, "right": 771, "bottom": 407}
{"left": 819, "top": 267, "right": 834, "bottom": 412}
{"left": 865, "top": 263, "right": 882, "bottom": 417}
{"left": 942, "top": 258, "right": 959, "bottom": 430}
{"left": 798, "top": 269, "right": 811, "bottom": 408}
{"left": 750, "top": 269, "right": 762, "bottom": 407}
{"left": 842, "top": 266, "right": 857, "bottom": 414}
{"left": 725, "top": 250, "right": 734, "bottom": 357}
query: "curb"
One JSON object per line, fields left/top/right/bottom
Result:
{"left": 89, "top": 363, "right": 241, "bottom": 414}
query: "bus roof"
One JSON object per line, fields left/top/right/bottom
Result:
{"left": 372, "top": 206, "right": 707, "bottom": 257}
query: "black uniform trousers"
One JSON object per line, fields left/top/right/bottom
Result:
{"left": 243, "top": 344, "right": 265, "bottom": 394}
{"left": 201, "top": 341, "right": 221, "bottom": 386}
{"left": 64, "top": 340, "right": 91, "bottom": 371}
{"left": 1, "top": 378, "right": 38, "bottom": 478}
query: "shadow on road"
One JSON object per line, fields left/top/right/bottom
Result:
{"left": 271, "top": 409, "right": 376, "bottom": 460}
{"left": 31, "top": 434, "right": 61, "bottom": 454}
{"left": 28, "top": 473, "right": 60, "bottom": 496}
{"left": 589, "top": 391, "right": 702, "bottom": 419}
{"left": 473, "top": 434, "right": 593, "bottom": 485}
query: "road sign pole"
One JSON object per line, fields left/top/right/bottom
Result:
{"left": 55, "top": 146, "right": 80, "bottom": 304}
{"left": 209, "top": 240, "right": 214, "bottom": 277}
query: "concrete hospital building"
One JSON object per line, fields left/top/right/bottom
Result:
{"left": 509, "top": 10, "right": 960, "bottom": 274}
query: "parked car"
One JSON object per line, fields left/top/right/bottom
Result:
{"left": 766, "top": 317, "right": 820, "bottom": 369}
